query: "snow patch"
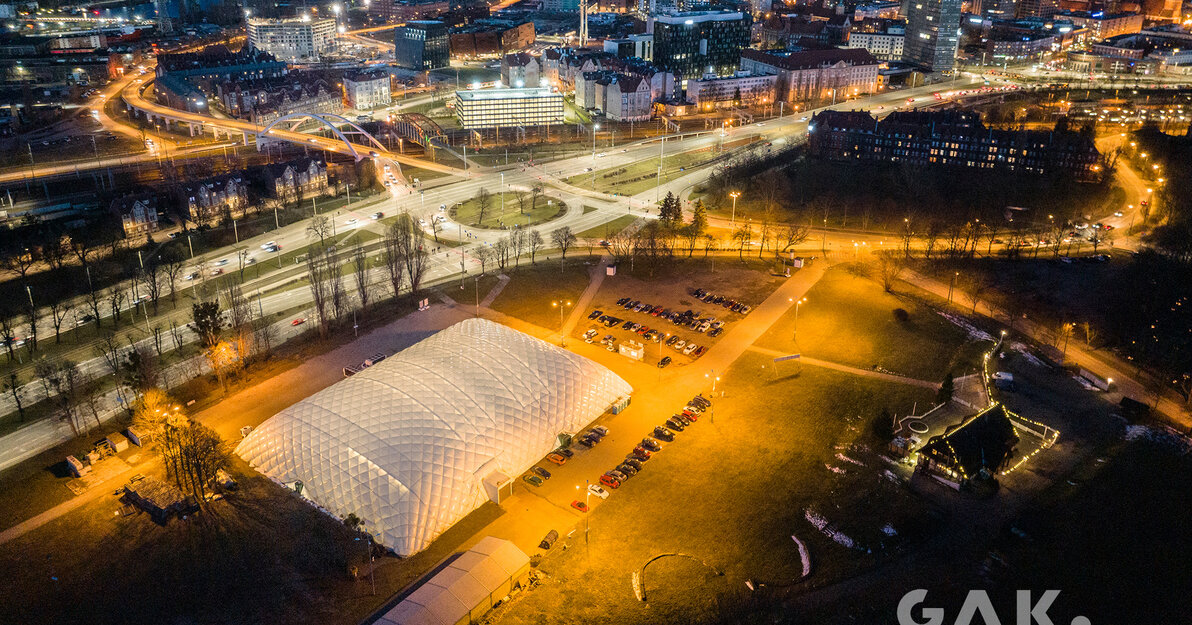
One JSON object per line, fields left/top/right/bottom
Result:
{"left": 1010, "top": 342, "right": 1047, "bottom": 368}
{"left": 804, "top": 509, "right": 857, "bottom": 549}
{"left": 881, "top": 523, "right": 898, "bottom": 537}
{"left": 835, "top": 453, "right": 865, "bottom": 467}
{"left": 825, "top": 464, "right": 846, "bottom": 475}
{"left": 791, "top": 535, "right": 812, "bottom": 577}
{"left": 938, "top": 312, "right": 994, "bottom": 342}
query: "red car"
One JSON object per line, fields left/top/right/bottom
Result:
{"left": 571, "top": 500, "right": 589, "bottom": 513}
{"left": 682, "top": 409, "right": 699, "bottom": 421}
{"left": 291, "top": 317, "right": 307, "bottom": 326}
{"left": 599, "top": 474, "right": 621, "bottom": 489}
{"left": 546, "top": 453, "right": 567, "bottom": 466}
{"left": 631, "top": 446, "right": 652, "bottom": 460}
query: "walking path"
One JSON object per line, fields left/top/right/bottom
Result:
{"left": 0, "top": 464, "right": 140, "bottom": 547}
{"left": 746, "top": 345, "right": 941, "bottom": 390}
{"left": 560, "top": 255, "right": 612, "bottom": 341}
{"left": 903, "top": 270, "right": 1190, "bottom": 429}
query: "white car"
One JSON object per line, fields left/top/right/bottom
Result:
{"left": 345, "top": 218, "right": 358, "bottom": 226}
{"left": 588, "top": 484, "right": 610, "bottom": 500}
{"left": 596, "top": 152, "right": 606, "bottom": 158}
{"left": 260, "top": 241, "right": 277, "bottom": 250}
{"left": 216, "top": 258, "right": 229, "bottom": 266}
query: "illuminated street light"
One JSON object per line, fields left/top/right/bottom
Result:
{"left": 552, "top": 300, "right": 572, "bottom": 346}
{"left": 729, "top": 191, "right": 741, "bottom": 226}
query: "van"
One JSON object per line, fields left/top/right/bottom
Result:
{"left": 539, "top": 529, "right": 559, "bottom": 550}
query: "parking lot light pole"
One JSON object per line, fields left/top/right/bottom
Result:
{"left": 729, "top": 191, "right": 740, "bottom": 226}
{"left": 705, "top": 370, "right": 719, "bottom": 423}
{"left": 552, "top": 300, "right": 572, "bottom": 346}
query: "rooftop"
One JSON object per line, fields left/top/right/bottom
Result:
{"left": 455, "top": 87, "right": 558, "bottom": 101}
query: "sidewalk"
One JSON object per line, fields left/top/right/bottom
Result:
{"left": 903, "top": 270, "right": 1190, "bottom": 429}
{"left": 746, "top": 345, "right": 940, "bottom": 390}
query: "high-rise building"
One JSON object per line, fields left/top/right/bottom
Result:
{"left": 650, "top": 10, "right": 752, "bottom": 83}
{"left": 395, "top": 20, "right": 450, "bottom": 70}
{"left": 902, "top": 0, "right": 961, "bottom": 72}
{"left": 1016, "top": 0, "right": 1060, "bottom": 17}
{"left": 247, "top": 17, "right": 337, "bottom": 62}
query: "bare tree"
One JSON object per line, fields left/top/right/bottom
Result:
{"left": 107, "top": 288, "right": 127, "bottom": 327}
{"left": 528, "top": 229, "right": 545, "bottom": 264}
{"left": 514, "top": 189, "right": 530, "bottom": 215}
{"left": 475, "top": 188, "right": 493, "bottom": 226}
{"left": 47, "top": 297, "right": 74, "bottom": 344}
{"left": 494, "top": 237, "right": 511, "bottom": 270}
{"left": 877, "top": 254, "right": 905, "bottom": 293}
{"left": 511, "top": 229, "right": 526, "bottom": 267}
{"left": 777, "top": 221, "right": 810, "bottom": 254}
{"left": 1080, "top": 320, "right": 1098, "bottom": 348}
{"left": 964, "top": 274, "right": 995, "bottom": 314}
{"left": 382, "top": 224, "right": 406, "bottom": 300}
{"left": 551, "top": 226, "right": 576, "bottom": 270}
{"left": 307, "top": 215, "right": 333, "bottom": 248}
{"left": 923, "top": 221, "right": 943, "bottom": 259}
{"left": 733, "top": 224, "right": 752, "bottom": 259}
{"left": 4, "top": 372, "right": 25, "bottom": 422}
{"left": 476, "top": 245, "right": 495, "bottom": 274}
{"left": 530, "top": 185, "right": 544, "bottom": 213}
{"left": 305, "top": 250, "right": 331, "bottom": 337}
{"left": 394, "top": 216, "right": 428, "bottom": 292}
{"left": 352, "top": 246, "right": 371, "bottom": 309}
{"left": 163, "top": 253, "right": 186, "bottom": 304}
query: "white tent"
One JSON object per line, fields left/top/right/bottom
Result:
{"left": 235, "top": 319, "right": 632, "bottom": 555}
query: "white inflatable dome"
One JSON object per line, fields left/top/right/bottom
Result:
{"left": 235, "top": 318, "right": 632, "bottom": 555}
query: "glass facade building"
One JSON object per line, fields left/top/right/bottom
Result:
{"left": 395, "top": 20, "right": 450, "bottom": 71}
{"left": 651, "top": 11, "right": 752, "bottom": 83}
{"left": 454, "top": 87, "right": 565, "bottom": 129}
{"left": 902, "top": 0, "right": 961, "bottom": 71}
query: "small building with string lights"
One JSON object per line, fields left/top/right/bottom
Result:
{"left": 916, "top": 404, "right": 1020, "bottom": 484}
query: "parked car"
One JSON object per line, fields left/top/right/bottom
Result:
{"left": 523, "top": 475, "right": 544, "bottom": 487}
{"left": 690, "top": 395, "right": 711, "bottom": 409}
{"left": 630, "top": 447, "right": 652, "bottom": 461}
{"left": 588, "top": 310, "right": 602, "bottom": 320}
{"left": 683, "top": 343, "right": 699, "bottom": 355}
{"left": 532, "top": 466, "right": 552, "bottom": 479}
{"left": 557, "top": 448, "right": 574, "bottom": 458}
{"left": 672, "top": 413, "right": 692, "bottom": 426}
{"left": 606, "top": 469, "right": 628, "bottom": 482}
{"left": 654, "top": 426, "right": 676, "bottom": 441}
{"left": 693, "top": 346, "right": 706, "bottom": 358}
{"left": 616, "top": 297, "right": 630, "bottom": 306}
{"left": 658, "top": 356, "right": 672, "bottom": 368}
{"left": 672, "top": 339, "right": 687, "bottom": 351}
{"left": 665, "top": 418, "right": 685, "bottom": 432}
{"left": 599, "top": 474, "right": 621, "bottom": 489}
{"left": 577, "top": 437, "right": 595, "bottom": 448}
{"left": 588, "top": 484, "right": 610, "bottom": 499}
{"left": 640, "top": 438, "right": 662, "bottom": 451}
{"left": 665, "top": 335, "right": 680, "bottom": 347}
{"left": 571, "top": 500, "right": 590, "bottom": 512}
{"left": 591, "top": 426, "right": 609, "bottom": 436}
{"left": 616, "top": 463, "right": 639, "bottom": 477}
{"left": 546, "top": 453, "right": 567, "bottom": 466}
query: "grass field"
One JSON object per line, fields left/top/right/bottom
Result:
{"left": 575, "top": 215, "right": 640, "bottom": 240}
{"left": 565, "top": 145, "right": 723, "bottom": 196}
{"left": 450, "top": 192, "right": 566, "bottom": 229}
{"left": 498, "top": 354, "right": 938, "bottom": 625}
{"left": 488, "top": 263, "right": 594, "bottom": 330}
{"left": 757, "top": 264, "right": 974, "bottom": 382}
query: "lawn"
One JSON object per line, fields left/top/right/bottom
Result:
{"left": 574, "top": 214, "right": 640, "bottom": 241}
{"left": 565, "top": 143, "right": 726, "bottom": 196}
{"left": 488, "top": 262, "right": 594, "bottom": 330}
{"left": 450, "top": 192, "right": 566, "bottom": 229}
{"left": 757, "top": 264, "right": 973, "bottom": 382}
{"left": 498, "top": 354, "right": 939, "bottom": 625}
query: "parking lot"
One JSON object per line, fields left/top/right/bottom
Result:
{"left": 578, "top": 286, "right": 759, "bottom": 369}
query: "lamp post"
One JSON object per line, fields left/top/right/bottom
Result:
{"left": 552, "top": 300, "right": 572, "bottom": 346}
{"left": 704, "top": 370, "right": 719, "bottom": 423}
{"left": 948, "top": 272, "right": 958, "bottom": 304}
{"left": 591, "top": 123, "right": 600, "bottom": 187}
{"left": 729, "top": 191, "right": 740, "bottom": 226}
{"left": 790, "top": 297, "right": 807, "bottom": 339}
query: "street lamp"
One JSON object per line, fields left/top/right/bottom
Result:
{"left": 948, "top": 272, "right": 959, "bottom": 304}
{"left": 591, "top": 123, "right": 600, "bottom": 187}
{"left": 552, "top": 300, "right": 572, "bottom": 346}
{"left": 789, "top": 297, "right": 807, "bottom": 339}
{"left": 729, "top": 191, "right": 740, "bottom": 226}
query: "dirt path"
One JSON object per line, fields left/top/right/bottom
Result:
{"left": 746, "top": 345, "right": 940, "bottom": 390}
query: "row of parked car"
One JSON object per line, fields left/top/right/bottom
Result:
{"left": 521, "top": 426, "right": 609, "bottom": 489}
{"left": 690, "top": 288, "right": 754, "bottom": 315}
{"left": 598, "top": 394, "right": 712, "bottom": 491}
